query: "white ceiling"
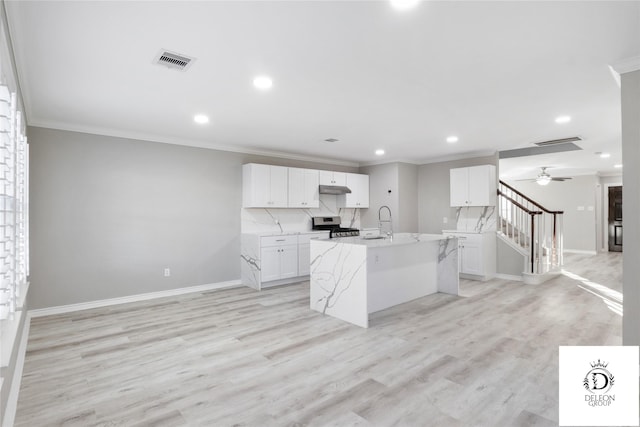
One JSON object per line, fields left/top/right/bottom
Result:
{"left": 5, "top": 1, "right": 640, "bottom": 175}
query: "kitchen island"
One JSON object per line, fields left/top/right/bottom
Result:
{"left": 310, "top": 233, "right": 459, "bottom": 328}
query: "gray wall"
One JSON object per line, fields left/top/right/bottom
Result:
{"left": 496, "top": 239, "right": 525, "bottom": 276}
{"left": 359, "top": 163, "right": 398, "bottom": 231}
{"left": 417, "top": 155, "right": 498, "bottom": 233}
{"left": 621, "top": 69, "right": 640, "bottom": 349}
{"left": 28, "top": 126, "right": 357, "bottom": 309}
{"left": 359, "top": 162, "right": 418, "bottom": 233}
{"left": 506, "top": 175, "right": 598, "bottom": 253}
{"left": 397, "top": 163, "right": 419, "bottom": 232}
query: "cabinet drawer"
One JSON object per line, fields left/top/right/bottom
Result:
{"left": 261, "top": 235, "right": 298, "bottom": 247}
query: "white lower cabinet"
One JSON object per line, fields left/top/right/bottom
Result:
{"left": 241, "top": 232, "right": 329, "bottom": 290}
{"left": 297, "top": 233, "right": 328, "bottom": 276}
{"left": 444, "top": 231, "right": 496, "bottom": 281}
{"left": 458, "top": 235, "right": 483, "bottom": 276}
{"left": 259, "top": 235, "right": 298, "bottom": 283}
{"left": 260, "top": 245, "right": 298, "bottom": 282}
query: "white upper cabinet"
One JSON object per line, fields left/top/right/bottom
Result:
{"left": 288, "top": 168, "right": 319, "bottom": 208}
{"left": 319, "top": 170, "right": 346, "bottom": 186}
{"left": 243, "top": 163, "right": 288, "bottom": 208}
{"left": 449, "top": 165, "right": 496, "bottom": 207}
{"left": 243, "top": 163, "right": 369, "bottom": 209}
{"left": 337, "top": 173, "right": 369, "bottom": 208}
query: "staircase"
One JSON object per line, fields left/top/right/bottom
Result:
{"left": 497, "top": 181, "right": 564, "bottom": 283}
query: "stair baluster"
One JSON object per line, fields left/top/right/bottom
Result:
{"left": 497, "top": 181, "right": 564, "bottom": 274}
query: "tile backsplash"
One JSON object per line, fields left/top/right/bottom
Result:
{"left": 242, "top": 195, "right": 360, "bottom": 234}
{"left": 454, "top": 206, "right": 496, "bottom": 232}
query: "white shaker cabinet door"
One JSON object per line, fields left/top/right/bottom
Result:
{"left": 467, "top": 165, "right": 495, "bottom": 206}
{"left": 279, "top": 245, "right": 299, "bottom": 279}
{"left": 460, "top": 239, "right": 482, "bottom": 275}
{"left": 288, "top": 168, "right": 319, "bottom": 208}
{"left": 260, "top": 246, "right": 281, "bottom": 282}
{"left": 269, "top": 166, "right": 289, "bottom": 207}
{"left": 449, "top": 167, "right": 469, "bottom": 207}
{"left": 338, "top": 173, "right": 369, "bottom": 208}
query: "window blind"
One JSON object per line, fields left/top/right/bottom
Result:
{"left": 0, "top": 84, "right": 28, "bottom": 320}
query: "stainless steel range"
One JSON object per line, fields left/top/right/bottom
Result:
{"left": 312, "top": 216, "right": 359, "bottom": 238}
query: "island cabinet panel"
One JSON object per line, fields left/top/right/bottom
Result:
{"left": 242, "top": 163, "right": 288, "bottom": 208}
{"left": 288, "top": 168, "right": 319, "bottom": 208}
{"left": 449, "top": 165, "right": 496, "bottom": 207}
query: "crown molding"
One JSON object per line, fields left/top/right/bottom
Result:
{"left": 611, "top": 56, "right": 640, "bottom": 74}
{"left": 358, "top": 158, "right": 422, "bottom": 167}
{"left": 27, "top": 119, "right": 361, "bottom": 168}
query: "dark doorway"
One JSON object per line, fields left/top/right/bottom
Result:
{"left": 608, "top": 186, "right": 622, "bottom": 252}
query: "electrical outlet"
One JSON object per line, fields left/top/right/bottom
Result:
{"left": 443, "top": 217, "right": 448, "bottom": 224}
{"left": 164, "top": 268, "right": 170, "bottom": 277}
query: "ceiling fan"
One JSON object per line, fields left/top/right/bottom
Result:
{"left": 518, "top": 167, "right": 573, "bottom": 186}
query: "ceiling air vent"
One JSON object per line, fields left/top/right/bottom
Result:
{"left": 533, "top": 136, "right": 582, "bottom": 147}
{"left": 153, "top": 49, "right": 196, "bottom": 72}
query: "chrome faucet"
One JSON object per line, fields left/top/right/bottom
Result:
{"left": 378, "top": 205, "right": 393, "bottom": 239}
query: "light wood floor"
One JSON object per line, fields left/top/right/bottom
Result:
{"left": 15, "top": 252, "right": 622, "bottom": 426}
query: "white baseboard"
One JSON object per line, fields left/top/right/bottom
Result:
{"left": 494, "top": 273, "right": 523, "bottom": 282}
{"left": 2, "top": 312, "right": 30, "bottom": 427}
{"left": 29, "top": 280, "right": 242, "bottom": 318}
{"left": 564, "top": 249, "right": 598, "bottom": 255}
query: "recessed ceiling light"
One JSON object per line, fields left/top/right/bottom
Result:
{"left": 193, "top": 114, "right": 209, "bottom": 124}
{"left": 600, "top": 152, "right": 611, "bottom": 158}
{"left": 614, "top": 164, "right": 623, "bottom": 168}
{"left": 555, "top": 115, "right": 571, "bottom": 124}
{"left": 253, "top": 75, "right": 273, "bottom": 90}
{"left": 375, "top": 149, "right": 385, "bottom": 156}
{"left": 390, "top": 0, "right": 421, "bottom": 11}
{"left": 446, "top": 136, "right": 459, "bottom": 143}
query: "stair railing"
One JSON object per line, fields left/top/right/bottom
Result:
{"left": 497, "top": 180, "right": 564, "bottom": 274}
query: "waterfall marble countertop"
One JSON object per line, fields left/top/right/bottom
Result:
{"left": 310, "top": 232, "right": 459, "bottom": 328}
{"left": 328, "top": 233, "right": 453, "bottom": 248}
{"left": 244, "top": 230, "right": 330, "bottom": 237}
{"left": 442, "top": 229, "right": 496, "bottom": 234}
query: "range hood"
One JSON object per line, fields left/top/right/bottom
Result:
{"left": 319, "top": 185, "right": 352, "bottom": 195}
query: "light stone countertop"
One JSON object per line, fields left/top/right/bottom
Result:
{"left": 315, "top": 232, "right": 455, "bottom": 248}
{"left": 243, "top": 230, "right": 330, "bottom": 237}
{"left": 442, "top": 229, "right": 496, "bottom": 234}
